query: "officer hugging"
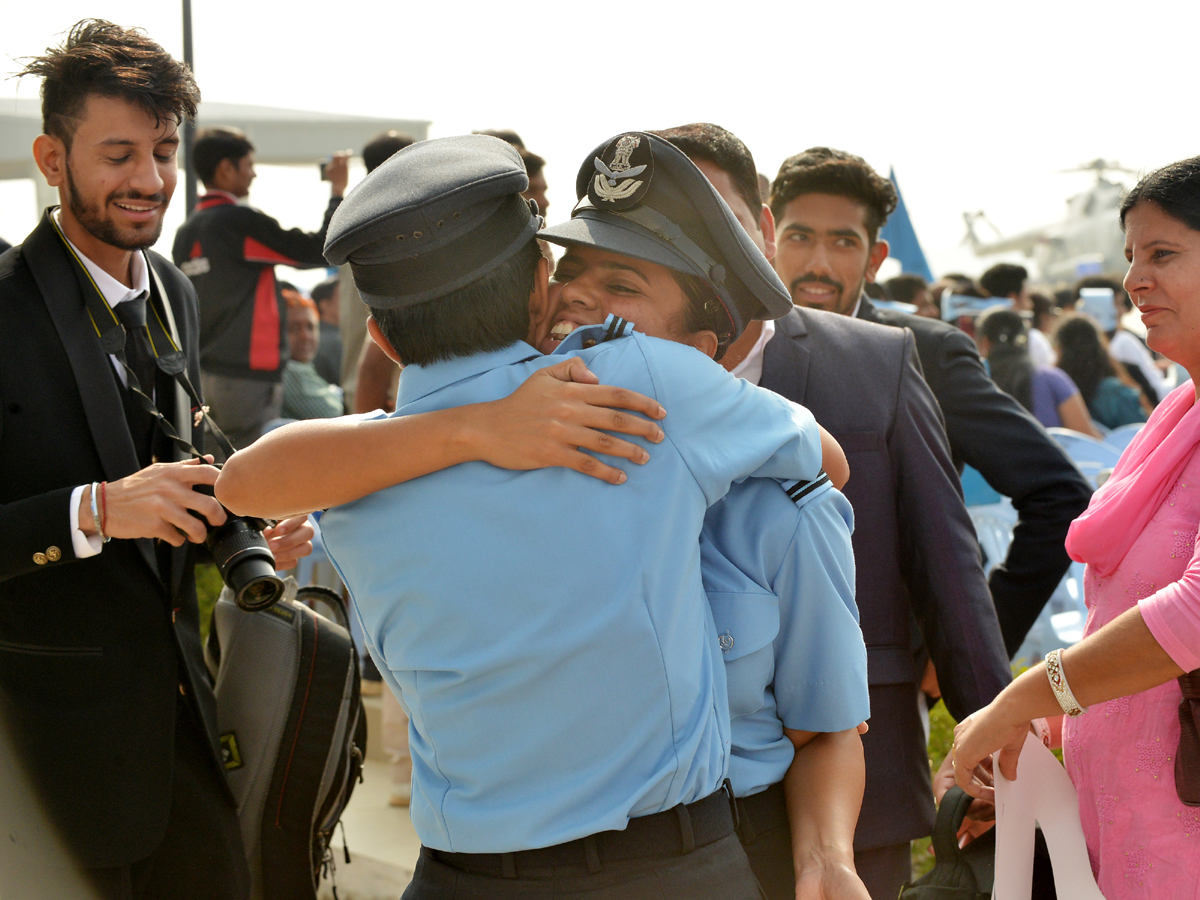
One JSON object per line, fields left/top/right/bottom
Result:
{"left": 223, "top": 132, "right": 872, "bottom": 900}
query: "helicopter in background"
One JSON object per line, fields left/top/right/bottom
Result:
{"left": 963, "top": 160, "right": 1133, "bottom": 285}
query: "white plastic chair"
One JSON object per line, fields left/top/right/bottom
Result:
{"left": 1011, "top": 559, "right": 1089, "bottom": 668}
{"left": 1047, "top": 427, "right": 1122, "bottom": 487}
{"left": 969, "top": 499, "right": 1017, "bottom": 576}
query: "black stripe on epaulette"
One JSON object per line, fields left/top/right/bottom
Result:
{"left": 785, "top": 470, "right": 830, "bottom": 505}
{"left": 604, "top": 316, "right": 626, "bottom": 343}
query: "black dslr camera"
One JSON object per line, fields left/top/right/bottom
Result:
{"left": 194, "top": 483, "right": 285, "bottom": 611}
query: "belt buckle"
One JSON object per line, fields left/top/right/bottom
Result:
{"left": 722, "top": 777, "right": 740, "bottom": 832}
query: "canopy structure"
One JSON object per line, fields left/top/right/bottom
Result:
{"left": 0, "top": 98, "right": 429, "bottom": 213}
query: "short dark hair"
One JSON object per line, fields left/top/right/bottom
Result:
{"left": 653, "top": 123, "right": 762, "bottom": 221}
{"left": 980, "top": 263, "right": 1028, "bottom": 299}
{"left": 368, "top": 240, "right": 541, "bottom": 366}
{"left": 770, "top": 147, "right": 897, "bottom": 242}
{"left": 19, "top": 19, "right": 199, "bottom": 150}
{"left": 1120, "top": 155, "right": 1200, "bottom": 235}
{"left": 518, "top": 148, "right": 546, "bottom": 179}
{"left": 1029, "top": 291, "right": 1056, "bottom": 327}
{"left": 885, "top": 274, "right": 928, "bottom": 305}
{"left": 193, "top": 127, "right": 254, "bottom": 185}
{"left": 363, "top": 130, "right": 416, "bottom": 174}
{"left": 311, "top": 277, "right": 338, "bottom": 306}
{"left": 674, "top": 271, "right": 735, "bottom": 361}
{"left": 976, "top": 306, "right": 1033, "bottom": 412}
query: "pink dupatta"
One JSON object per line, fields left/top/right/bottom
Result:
{"left": 1066, "top": 381, "right": 1200, "bottom": 576}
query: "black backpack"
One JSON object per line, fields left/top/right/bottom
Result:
{"left": 900, "top": 787, "right": 1058, "bottom": 900}
{"left": 206, "top": 585, "right": 367, "bottom": 900}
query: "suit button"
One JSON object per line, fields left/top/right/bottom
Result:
{"left": 46, "top": 546, "right": 62, "bottom": 562}
{"left": 718, "top": 633, "right": 735, "bottom": 652}
{"left": 32, "top": 552, "right": 47, "bottom": 566}
{"left": 179, "top": 683, "right": 187, "bottom": 696}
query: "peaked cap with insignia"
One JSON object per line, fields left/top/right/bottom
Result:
{"left": 539, "top": 132, "right": 792, "bottom": 341}
{"left": 324, "top": 134, "right": 541, "bottom": 310}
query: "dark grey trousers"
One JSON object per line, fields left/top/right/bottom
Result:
{"left": 199, "top": 370, "right": 282, "bottom": 456}
{"left": 404, "top": 833, "right": 765, "bottom": 900}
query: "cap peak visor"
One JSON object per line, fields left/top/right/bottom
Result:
{"left": 539, "top": 210, "right": 709, "bottom": 282}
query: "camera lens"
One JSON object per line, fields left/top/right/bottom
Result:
{"left": 206, "top": 517, "right": 285, "bottom": 611}
{"left": 192, "top": 480, "right": 285, "bottom": 611}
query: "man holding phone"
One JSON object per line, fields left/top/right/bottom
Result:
{"left": 172, "top": 129, "right": 349, "bottom": 450}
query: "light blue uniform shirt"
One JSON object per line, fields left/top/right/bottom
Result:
{"left": 701, "top": 477, "right": 869, "bottom": 798}
{"left": 321, "top": 321, "right": 823, "bottom": 852}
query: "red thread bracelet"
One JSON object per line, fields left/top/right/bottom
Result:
{"left": 99, "top": 481, "right": 108, "bottom": 534}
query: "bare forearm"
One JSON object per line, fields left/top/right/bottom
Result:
{"left": 217, "top": 409, "right": 477, "bottom": 519}
{"left": 955, "top": 605, "right": 1186, "bottom": 795}
{"left": 784, "top": 729, "right": 863, "bottom": 875}
{"left": 996, "top": 605, "right": 1184, "bottom": 723}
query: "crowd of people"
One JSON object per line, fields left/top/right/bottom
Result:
{"left": 1, "top": 16, "right": 1197, "bottom": 900}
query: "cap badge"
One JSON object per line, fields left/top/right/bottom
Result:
{"left": 590, "top": 134, "right": 652, "bottom": 209}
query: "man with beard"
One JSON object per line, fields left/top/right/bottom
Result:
{"left": 651, "top": 125, "right": 1014, "bottom": 900}
{"left": 0, "top": 20, "right": 310, "bottom": 898}
{"left": 768, "top": 148, "right": 1092, "bottom": 658}
{"left": 754, "top": 143, "right": 1090, "bottom": 897}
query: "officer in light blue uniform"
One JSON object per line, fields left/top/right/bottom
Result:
{"left": 539, "top": 140, "right": 871, "bottom": 900}
{"left": 703, "top": 477, "right": 869, "bottom": 895}
{"left": 317, "top": 133, "right": 824, "bottom": 899}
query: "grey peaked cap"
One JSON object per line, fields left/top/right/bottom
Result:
{"left": 539, "top": 132, "right": 792, "bottom": 335}
{"left": 324, "top": 134, "right": 540, "bottom": 309}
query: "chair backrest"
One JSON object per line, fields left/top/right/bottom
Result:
{"left": 1047, "top": 428, "right": 1123, "bottom": 486}
{"left": 969, "top": 500, "right": 1017, "bottom": 575}
{"left": 1046, "top": 428, "right": 1123, "bottom": 468}
{"left": 1102, "top": 422, "right": 1143, "bottom": 455}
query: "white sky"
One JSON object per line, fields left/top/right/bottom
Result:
{"left": 4, "top": 0, "right": 1199, "bottom": 290}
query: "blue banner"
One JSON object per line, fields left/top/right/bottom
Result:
{"left": 879, "top": 167, "right": 934, "bottom": 282}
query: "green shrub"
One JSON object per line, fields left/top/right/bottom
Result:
{"left": 195, "top": 563, "right": 223, "bottom": 645}
{"left": 910, "top": 698, "right": 956, "bottom": 877}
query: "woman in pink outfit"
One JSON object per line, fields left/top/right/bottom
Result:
{"left": 952, "top": 156, "right": 1200, "bottom": 900}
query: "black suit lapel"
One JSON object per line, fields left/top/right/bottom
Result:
{"left": 855, "top": 296, "right": 880, "bottom": 325}
{"left": 761, "top": 310, "right": 812, "bottom": 403}
{"left": 24, "top": 212, "right": 161, "bottom": 580}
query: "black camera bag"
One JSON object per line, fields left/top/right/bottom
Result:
{"left": 206, "top": 586, "right": 366, "bottom": 900}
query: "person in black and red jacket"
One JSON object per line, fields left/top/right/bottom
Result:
{"left": 172, "top": 128, "right": 348, "bottom": 450}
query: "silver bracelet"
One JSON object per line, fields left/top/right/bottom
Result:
{"left": 88, "top": 482, "right": 110, "bottom": 544}
{"left": 1045, "top": 648, "right": 1085, "bottom": 717}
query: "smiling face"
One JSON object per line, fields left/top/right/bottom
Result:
{"left": 36, "top": 94, "right": 178, "bottom": 281}
{"left": 538, "top": 245, "right": 698, "bottom": 354}
{"left": 772, "top": 192, "right": 889, "bottom": 316}
{"left": 1123, "top": 201, "right": 1200, "bottom": 380}
{"left": 222, "top": 151, "right": 256, "bottom": 198}
{"left": 287, "top": 303, "right": 320, "bottom": 363}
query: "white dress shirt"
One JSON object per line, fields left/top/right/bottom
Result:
{"left": 58, "top": 215, "right": 151, "bottom": 559}
{"left": 729, "top": 319, "right": 776, "bottom": 386}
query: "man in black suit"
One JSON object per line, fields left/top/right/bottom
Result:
{"left": 657, "top": 124, "right": 1014, "bottom": 900}
{"left": 0, "top": 21, "right": 310, "bottom": 898}
{"left": 768, "top": 147, "right": 1093, "bottom": 658}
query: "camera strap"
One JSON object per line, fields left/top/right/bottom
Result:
{"left": 51, "top": 216, "right": 238, "bottom": 463}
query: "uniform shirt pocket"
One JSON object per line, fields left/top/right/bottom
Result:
{"left": 708, "top": 591, "right": 780, "bottom": 720}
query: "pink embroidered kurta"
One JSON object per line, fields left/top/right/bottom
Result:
{"left": 1063, "top": 445, "right": 1200, "bottom": 899}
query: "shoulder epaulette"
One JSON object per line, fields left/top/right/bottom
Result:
{"left": 781, "top": 470, "right": 831, "bottom": 507}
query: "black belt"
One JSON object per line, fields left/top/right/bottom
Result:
{"left": 735, "top": 781, "right": 790, "bottom": 845}
{"left": 432, "top": 787, "right": 736, "bottom": 877}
